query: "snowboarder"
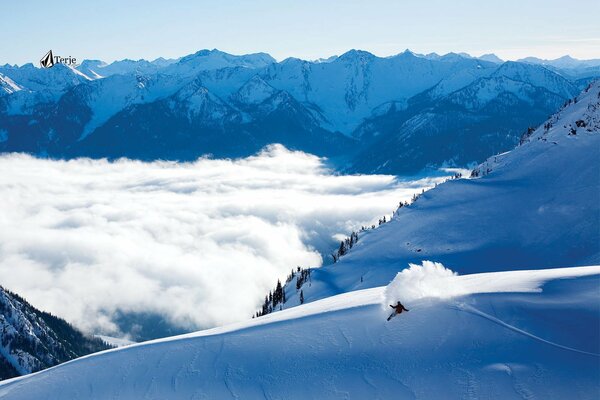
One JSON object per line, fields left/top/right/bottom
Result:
{"left": 387, "top": 301, "right": 409, "bottom": 321}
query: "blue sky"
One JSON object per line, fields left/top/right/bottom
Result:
{"left": 2, "top": 0, "right": 599, "bottom": 65}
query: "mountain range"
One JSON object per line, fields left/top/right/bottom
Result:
{"left": 1, "top": 49, "right": 598, "bottom": 174}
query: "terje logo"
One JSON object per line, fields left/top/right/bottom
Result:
{"left": 40, "top": 50, "right": 55, "bottom": 68}
{"left": 39, "top": 50, "right": 78, "bottom": 68}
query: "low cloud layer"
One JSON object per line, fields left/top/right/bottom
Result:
{"left": 0, "top": 145, "right": 453, "bottom": 338}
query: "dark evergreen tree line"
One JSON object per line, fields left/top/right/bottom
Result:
{"left": 254, "top": 266, "right": 312, "bottom": 318}
{"left": 331, "top": 231, "right": 359, "bottom": 263}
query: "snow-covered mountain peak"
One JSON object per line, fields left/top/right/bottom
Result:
{"left": 76, "top": 59, "right": 108, "bottom": 79}
{"left": 4, "top": 63, "right": 85, "bottom": 87}
{"left": 478, "top": 53, "right": 503, "bottom": 63}
{"left": 169, "top": 78, "right": 233, "bottom": 122}
{"left": 390, "top": 49, "right": 420, "bottom": 61}
{"left": 337, "top": 49, "right": 377, "bottom": 64}
{"left": 175, "top": 49, "right": 276, "bottom": 72}
{"left": 231, "top": 75, "right": 277, "bottom": 105}
{"left": 437, "top": 52, "right": 471, "bottom": 62}
{"left": 313, "top": 55, "right": 339, "bottom": 63}
{"left": 492, "top": 61, "right": 577, "bottom": 98}
{"left": 150, "top": 56, "right": 179, "bottom": 67}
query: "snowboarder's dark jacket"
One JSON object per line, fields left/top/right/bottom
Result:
{"left": 390, "top": 302, "right": 409, "bottom": 314}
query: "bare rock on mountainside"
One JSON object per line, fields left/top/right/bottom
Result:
{"left": 0, "top": 286, "right": 111, "bottom": 380}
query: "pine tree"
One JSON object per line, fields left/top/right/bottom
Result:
{"left": 338, "top": 241, "right": 347, "bottom": 257}
{"left": 274, "top": 280, "right": 283, "bottom": 306}
{"left": 300, "top": 290, "right": 304, "bottom": 305}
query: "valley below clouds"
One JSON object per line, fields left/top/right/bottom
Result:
{"left": 0, "top": 145, "right": 455, "bottom": 339}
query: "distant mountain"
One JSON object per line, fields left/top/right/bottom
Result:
{"left": 349, "top": 62, "right": 578, "bottom": 174}
{"left": 518, "top": 55, "right": 600, "bottom": 69}
{"left": 76, "top": 59, "right": 161, "bottom": 78}
{"left": 0, "top": 285, "right": 110, "bottom": 380}
{"left": 478, "top": 53, "right": 503, "bottom": 63}
{"left": 517, "top": 55, "right": 600, "bottom": 81}
{"left": 0, "top": 49, "right": 598, "bottom": 174}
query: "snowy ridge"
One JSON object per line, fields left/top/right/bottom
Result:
{"left": 0, "top": 265, "right": 598, "bottom": 399}
{"left": 0, "top": 74, "right": 21, "bottom": 96}
{"left": 472, "top": 79, "right": 599, "bottom": 177}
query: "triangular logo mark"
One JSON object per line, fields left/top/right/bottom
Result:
{"left": 40, "top": 50, "right": 55, "bottom": 68}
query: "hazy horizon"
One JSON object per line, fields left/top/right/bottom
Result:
{"left": 2, "top": 47, "right": 599, "bottom": 68}
{"left": 2, "top": 0, "right": 599, "bottom": 66}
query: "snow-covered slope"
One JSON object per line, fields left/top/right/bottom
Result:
{"left": 313, "top": 81, "right": 600, "bottom": 301}
{"left": 0, "top": 64, "right": 91, "bottom": 115}
{"left": 0, "top": 74, "right": 21, "bottom": 96}
{"left": 0, "top": 64, "right": 90, "bottom": 95}
{"left": 0, "top": 265, "right": 597, "bottom": 399}
{"left": 491, "top": 61, "right": 577, "bottom": 99}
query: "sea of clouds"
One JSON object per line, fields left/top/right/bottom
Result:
{"left": 0, "top": 145, "right": 455, "bottom": 338}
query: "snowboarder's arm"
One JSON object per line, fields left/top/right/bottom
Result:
{"left": 389, "top": 305, "right": 394, "bottom": 308}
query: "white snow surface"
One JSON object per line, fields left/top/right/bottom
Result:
{"left": 0, "top": 74, "right": 22, "bottom": 95}
{"left": 0, "top": 265, "right": 598, "bottom": 399}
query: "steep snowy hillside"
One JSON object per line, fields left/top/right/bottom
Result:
{"left": 350, "top": 66, "right": 578, "bottom": 174}
{"left": 311, "top": 81, "right": 599, "bottom": 301}
{"left": 0, "top": 64, "right": 91, "bottom": 96}
{"left": 0, "top": 75, "right": 21, "bottom": 96}
{"left": 0, "top": 286, "right": 110, "bottom": 381}
{"left": 0, "top": 265, "right": 597, "bottom": 399}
